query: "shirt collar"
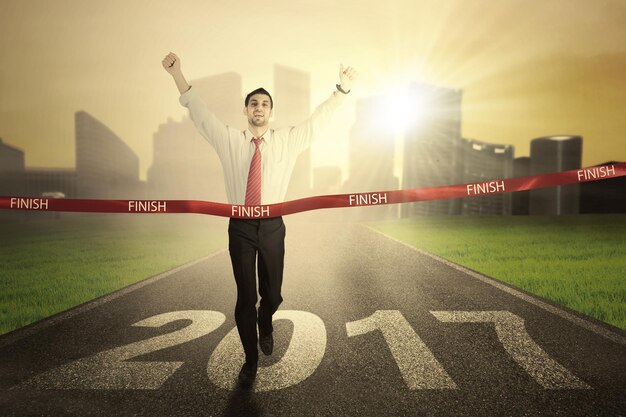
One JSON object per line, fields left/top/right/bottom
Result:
{"left": 245, "top": 129, "right": 272, "bottom": 143}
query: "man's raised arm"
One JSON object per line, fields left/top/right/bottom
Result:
{"left": 161, "top": 52, "right": 229, "bottom": 153}
{"left": 162, "top": 52, "right": 191, "bottom": 94}
{"left": 287, "top": 64, "right": 358, "bottom": 155}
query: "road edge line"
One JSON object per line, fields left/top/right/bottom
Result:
{"left": 362, "top": 224, "right": 626, "bottom": 346}
{"left": 0, "top": 249, "right": 227, "bottom": 348}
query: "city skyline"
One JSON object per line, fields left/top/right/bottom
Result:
{"left": 1, "top": 0, "right": 625, "bottom": 181}
{"left": 1, "top": 81, "right": 619, "bottom": 192}
{"left": 3, "top": 119, "right": 623, "bottom": 217}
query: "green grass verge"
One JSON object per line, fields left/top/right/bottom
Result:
{"left": 368, "top": 214, "right": 626, "bottom": 330}
{"left": 0, "top": 214, "right": 227, "bottom": 336}
{"left": 3, "top": 213, "right": 624, "bottom": 335}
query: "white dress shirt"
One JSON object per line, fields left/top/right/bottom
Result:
{"left": 179, "top": 86, "right": 344, "bottom": 205}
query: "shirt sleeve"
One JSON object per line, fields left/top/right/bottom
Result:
{"left": 179, "top": 86, "right": 230, "bottom": 155}
{"left": 286, "top": 91, "right": 344, "bottom": 156}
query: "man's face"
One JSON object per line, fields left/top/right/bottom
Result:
{"left": 244, "top": 94, "right": 273, "bottom": 127}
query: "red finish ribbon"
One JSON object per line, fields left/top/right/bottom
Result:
{"left": 1, "top": 163, "right": 624, "bottom": 218}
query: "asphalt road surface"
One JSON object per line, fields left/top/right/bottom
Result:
{"left": 0, "top": 222, "right": 624, "bottom": 416}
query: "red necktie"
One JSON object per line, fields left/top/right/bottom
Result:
{"left": 244, "top": 137, "right": 263, "bottom": 206}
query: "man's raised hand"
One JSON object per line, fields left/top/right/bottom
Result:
{"left": 162, "top": 52, "right": 191, "bottom": 94}
{"left": 339, "top": 64, "right": 358, "bottom": 92}
{"left": 162, "top": 52, "right": 181, "bottom": 75}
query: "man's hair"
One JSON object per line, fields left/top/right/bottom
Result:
{"left": 245, "top": 88, "right": 273, "bottom": 109}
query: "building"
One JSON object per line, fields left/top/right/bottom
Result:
{"left": 147, "top": 72, "right": 243, "bottom": 201}
{"left": 24, "top": 168, "right": 77, "bottom": 198}
{"left": 0, "top": 139, "right": 78, "bottom": 220}
{"left": 273, "top": 64, "right": 312, "bottom": 201}
{"left": 512, "top": 156, "right": 531, "bottom": 215}
{"left": 579, "top": 161, "right": 626, "bottom": 213}
{"left": 402, "top": 83, "right": 463, "bottom": 216}
{"left": 0, "top": 138, "right": 26, "bottom": 198}
{"left": 75, "top": 111, "right": 141, "bottom": 199}
{"left": 461, "top": 138, "right": 514, "bottom": 215}
{"left": 0, "top": 138, "right": 25, "bottom": 173}
{"left": 147, "top": 115, "right": 226, "bottom": 201}
{"left": 529, "top": 135, "right": 582, "bottom": 215}
{"left": 343, "top": 95, "right": 398, "bottom": 220}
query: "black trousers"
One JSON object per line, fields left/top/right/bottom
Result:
{"left": 228, "top": 216, "right": 285, "bottom": 364}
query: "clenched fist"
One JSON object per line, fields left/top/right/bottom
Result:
{"left": 162, "top": 52, "right": 181, "bottom": 75}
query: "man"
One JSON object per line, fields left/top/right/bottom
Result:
{"left": 162, "top": 52, "right": 357, "bottom": 387}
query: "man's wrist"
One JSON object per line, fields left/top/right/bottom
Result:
{"left": 336, "top": 84, "right": 350, "bottom": 94}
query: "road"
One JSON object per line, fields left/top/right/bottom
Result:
{"left": 0, "top": 222, "right": 624, "bottom": 416}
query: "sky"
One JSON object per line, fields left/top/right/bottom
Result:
{"left": 1, "top": 0, "right": 625, "bottom": 181}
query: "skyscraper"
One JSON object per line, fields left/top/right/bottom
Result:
{"left": 402, "top": 83, "right": 463, "bottom": 216}
{"left": 512, "top": 156, "right": 531, "bottom": 215}
{"left": 343, "top": 95, "right": 398, "bottom": 220}
{"left": 0, "top": 138, "right": 25, "bottom": 173}
{"left": 529, "top": 135, "right": 582, "bottom": 215}
{"left": 0, "top": 138, "right": 26, "bottom": 198}
{"left": 579, "top": 161, "right": 626, "bottom": 214}
{"left": 147, "top": 72, "right": 243, "bottom": 201}
{"left": 75, "top": 111, "right": 141, "bottom": 199}
{"left": 273, "top": 64, "right": 312, "bottom": 201}
{"left": 24, "top": 168, "right": 76, "bottom": 198}
{"left": 461, "top": 138, "right": 514, "bottom": 215}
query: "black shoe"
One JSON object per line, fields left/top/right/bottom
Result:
{"left": 259, "top": 332, "right": 274, "bottom": 356}
{"left": 238, "top": 362, "right": 257, "bottom": 387}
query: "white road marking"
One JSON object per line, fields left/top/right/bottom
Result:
{"left": 18, "top": 310, "right": 226, "bottom": 390}
{"left": 364, "top": 225, "right": 626, "bottom": 346}
{"left": 346, "top": 309, "right": 456, "bottom": 389}
{"left": 431, "top": 310, "right": 590, "bottom": 389}
{"left": 207, "top": 310, "right": 327, "bottom": 392}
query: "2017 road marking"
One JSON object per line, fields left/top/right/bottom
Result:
{"left": 18, "top": 309, "right": 590, "bottom": 391}
{"left": 19, "top": 311, "right": 225, "bottom": 390}
{"left": 346, "top": 310, "right": 456, "bottom": 389}
{"left": 431, "top": 311, "right": 590, "bottom": 389}
{"left": 207, "top": 310, "right": 326, "bottom": 392}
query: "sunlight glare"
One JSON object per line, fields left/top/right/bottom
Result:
{"left": 383, "top": 84, "right": 430, "bottom": 134}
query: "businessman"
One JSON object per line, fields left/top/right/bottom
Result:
{"left": 162, "top": 52, "right": 357, "bottom": 387}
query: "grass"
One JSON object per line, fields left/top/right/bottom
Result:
{"left": 2, "top": 212, "right": 624, "bottom": 335}
{"left": 368, "top": 214, "right": 626, "bottom": 330}
{"left": 0, "top": 213, "right": 228, "bottom": 336}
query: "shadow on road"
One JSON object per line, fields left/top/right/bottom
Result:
{"left": 221, "top": 386, "right": 261, "bottom": 417}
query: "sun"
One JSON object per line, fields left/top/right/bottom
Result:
{"left": 383, "top": 84, "right": 430, "bottom": 134}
